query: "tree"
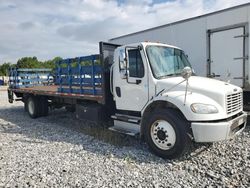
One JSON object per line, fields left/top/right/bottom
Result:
{"left": 0, "top": 62, "right": 12, "bottom": 76}
{"left": 16, "top": 56, "right": 41, "bottom": 68}
{"left": 42, "top": 57, "right": 62, "bottom": 69}
{"left": 0, "top": 56, "right": 63, "bottom": 76}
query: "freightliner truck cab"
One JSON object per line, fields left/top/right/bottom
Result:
{"left": 109, "top": 42, "right": 247, "bottom": 159}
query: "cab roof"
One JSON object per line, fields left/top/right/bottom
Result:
{"left": 117, "top": 41, "right": 182, "bottom": 50}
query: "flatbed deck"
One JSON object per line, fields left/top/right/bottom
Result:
{"left": 9, "top": 85, "right": 103, "bottom": 103}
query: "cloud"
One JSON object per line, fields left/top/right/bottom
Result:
{"left": 0, "top": 0, "right": 249, "bottom": 63}
{"left": 57, "top": 18, "right": 125, "bottom": 43}
{"left": 18, "top": 22, "right": 36, "bottom": 30}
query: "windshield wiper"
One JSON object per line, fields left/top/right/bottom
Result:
{"left": 158, "top": 74, "right": 173, "bottom": 79}
{"left": 158, "top": 73, "right": 182, "bottom": 79}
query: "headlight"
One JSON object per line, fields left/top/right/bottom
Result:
{"left": 190, "top": 103, "right": 218, "bottom": 114}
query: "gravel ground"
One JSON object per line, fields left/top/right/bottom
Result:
{"left": 0, "top": 86, "right": 250, "bottom": 187}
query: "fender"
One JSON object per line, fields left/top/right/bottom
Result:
{"left": 142, "top": 91, "right": 226, "bottom": 122}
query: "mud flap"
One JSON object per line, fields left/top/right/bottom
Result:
{"left": 8, "top": 89, "right": 13, "bottom": 103}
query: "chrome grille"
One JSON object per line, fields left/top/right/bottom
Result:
{"left": 226, "top": 92, "right": 242, "bottom": 115}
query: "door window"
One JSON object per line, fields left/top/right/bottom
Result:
{"left": 128, "top": 49, "right": 144, "bottom": 78}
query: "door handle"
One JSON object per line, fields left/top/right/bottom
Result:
{"left": 234, "top": 56, "right": 249, "bottom": 60}
{"left": 233, "top": 77, "right": 245, "bottom": 79}
{"left": 136, "top": 79, "right": 142, "bottom": 84}
{"left": 115, "top": 87, "right": 121, "bottom": 97}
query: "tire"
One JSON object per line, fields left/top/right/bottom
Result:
{"left": 24, "top": 96, "right": 29, "bottom": 112}
{"left": 65, "top": 105, "right": 76, "bottom": 112}
{"left": 39, "top": 97, "right": 49, "bottom": 116}
{"left": 144, "top": 108, "right": 191, "bottom": 159}
{"left": 26, "top": 96, "right": 40, "bottom": 118}
{"left": 24, "top": 100, "right": 28, "bottom": 112}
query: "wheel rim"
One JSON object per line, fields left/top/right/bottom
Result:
{"left": 28, "top": 99, "right": 35, "bottom": 115}
{"left": 150, "top": 120, "right": 176, "bottom": 150}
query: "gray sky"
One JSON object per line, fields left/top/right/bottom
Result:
{"left": 0, "top": 0, "right": 249, "bottom": 64}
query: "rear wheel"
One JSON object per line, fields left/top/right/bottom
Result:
{"left": 24, "top": 100, "right": 28, "bottom": 112}
{"left": 26, "top": 96, "right": 39, "bottom": 118}
{"left": 144, "top": 108, "right": 191, "bottom": 159}
{"left": 65, "top": 105, "right": 76, "bottom": 112}
{"left": 39, "top": 97, "right": 48, "bottom": 116}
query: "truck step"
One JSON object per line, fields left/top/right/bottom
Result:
{"left": 108, "top": 126, "right": 138, "bottom": 136}
{"left": 109, "top": 119, "right": 140, "bottom": 136}
{"left": 111, "top": 113, "right": 141, "bottom": 124}
{"left": 15, "top": 98, "right": 23, "bottom": 101}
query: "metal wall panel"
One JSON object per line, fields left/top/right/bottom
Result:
{"left": 110, "top": 4, "right": 250, "bottom": 89}
{"left": 210, "top": 27, "right": 244, "bottom": 87}
{"left": 206, "top": 7, "right": 248, "bottom": 29}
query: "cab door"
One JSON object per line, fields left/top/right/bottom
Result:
{"left": 114, "top": 47, "right": 149, "bottom": 111}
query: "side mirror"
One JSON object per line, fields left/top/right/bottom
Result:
{"left": 120, "top": 69, "right": 127, "bottom": 79}
{"left": 119, "top": 50, "right": 126, "bottom": 70}
{"left": 119, "top": 49, "right": 127, "bottom": 79}
{"left": 181, "top": 67, "right": 192, "bottom": 80}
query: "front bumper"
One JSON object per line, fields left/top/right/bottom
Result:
{"left": 191, "top": 112, "right": 247, "bottom": 142}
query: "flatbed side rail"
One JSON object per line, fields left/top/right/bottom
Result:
{"left": 55, "top": 54, "right": 103, "bottom": 95}
{"left": 8, "top": 68, "right": 53, "bottom": 89}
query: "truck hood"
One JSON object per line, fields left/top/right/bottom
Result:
{"left": 156, "top": 76, "right": 242, "bottom": 109}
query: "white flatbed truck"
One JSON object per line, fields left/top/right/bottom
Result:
{"left": 8, "top": 42, "right": 247, "bottom": 159}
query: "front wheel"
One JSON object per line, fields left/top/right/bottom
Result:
{"left": 144, "top": 108, "right": 191, "bottom": 159}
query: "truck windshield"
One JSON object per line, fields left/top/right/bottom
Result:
{"left": 146, "top": 45, "right": 192, "bottom": 79}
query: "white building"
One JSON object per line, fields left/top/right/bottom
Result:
{"left": 109, "top": 3, "right": 250, "bottom": 103}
